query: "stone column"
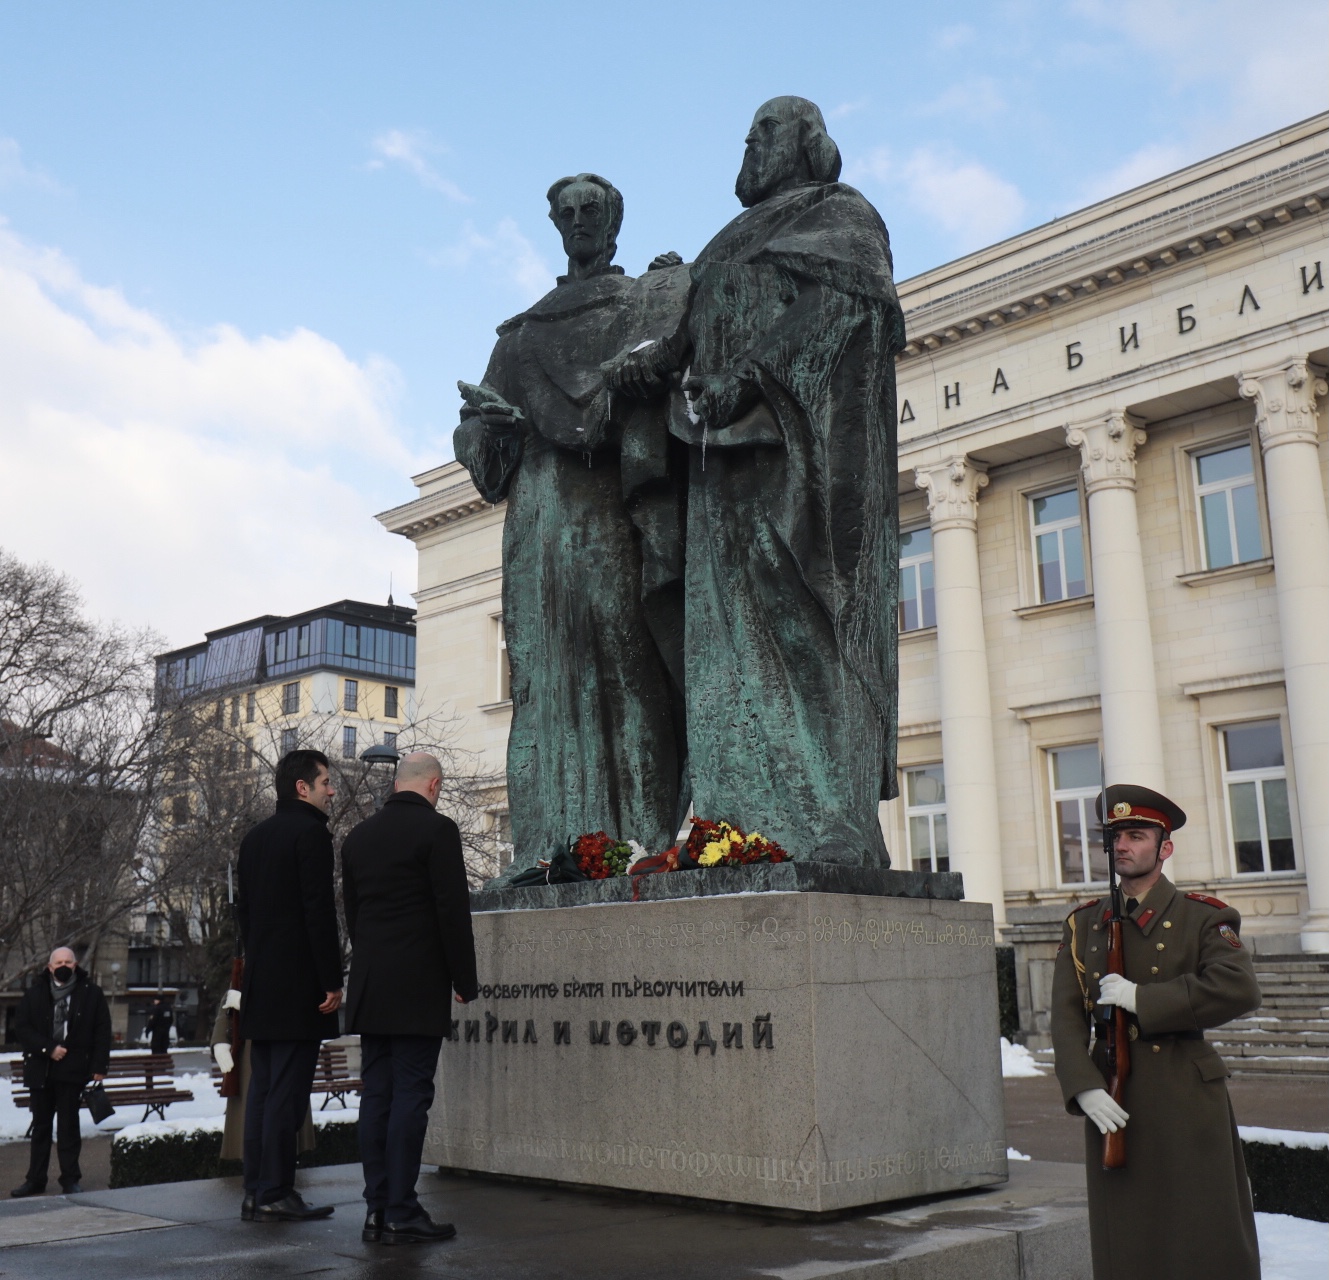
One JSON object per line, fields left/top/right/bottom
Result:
{"left": 1065, "top": 412, "right": 1166, "bottom": 790}
{"left": 915, "top": 456, "right": 1006, "bottom": 927}
{"left": 1239, "top": 359, "right": 1329, "bottom": 952}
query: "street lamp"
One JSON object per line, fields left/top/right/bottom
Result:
{"left": 360, "top": 742, "right": 400, "bottom": 809}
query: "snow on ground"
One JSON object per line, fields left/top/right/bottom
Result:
{"left": 1000, "top": 1037, "right": 1045, "bottom": 1077}
{"left": 1257, "top": 1212, "right": 1328, "bottom": 1280}
{"left": 1005, "top": 1147, "right": 1031, "bottom": 1161}
{"left": 1, "top": 1071, "right": 356, "bottom": 1141}
{"left": 1240, "top": 1126, "right": 1329, "bottom": 1150}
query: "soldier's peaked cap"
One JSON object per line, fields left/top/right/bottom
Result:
{"left": 1094, "top": 784, "right": 1186, "bottom": 834}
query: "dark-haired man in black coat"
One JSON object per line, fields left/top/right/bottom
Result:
{"left": 236, "top": 749, "right": 343, "bottom": 1222}
{"left": 341, "top": 751, "right": 478, "bottom": 1245}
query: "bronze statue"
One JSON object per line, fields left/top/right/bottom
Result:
{"left": 607, "top": 97, "right": 905, "bottom": 864}
{"left": 454, "top": 175, "right": 687, "bottom": 876}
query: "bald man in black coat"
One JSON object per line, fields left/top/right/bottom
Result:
{"left": 236, "top": 749, "right": 343, "bottom": 1223}
{"left": 341, "top": 751, "right": 478, "bottom": 1246}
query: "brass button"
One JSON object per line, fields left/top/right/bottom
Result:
{"left": 1092, "top": 972, "right": 1101, "bottom": 979}
{"left": 1156, "top": 943, "right": 1165, "bottom": 951}
{"left": 1151, "top": 966, "right": 1159, "bottom": 975}
{"left": 1092, "top": 924, "right": 1100, "bottom": 932}
{"left": 1163, "top": 921, "right": 1173, "bottom": 929}
{"left": 1152, "top": 1044, "right": 1161, "bottom": 1054}
{"left": 1090, "top": 946, "right": 1098, "bottom": 953}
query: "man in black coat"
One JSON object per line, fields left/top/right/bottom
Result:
{"left": 11, "top": 947, "right": 111, "bottom": 1197}
{"left": 341, "top": 751, "right": 478, "bottom": 1245}
{"left": 236, "top": 749, "right": 344, "bottom": 1222}
{"left": 147, "top": 997, "right": 173, "bottom": 1055}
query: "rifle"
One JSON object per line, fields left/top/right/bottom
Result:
{"left": 1100, "top": 762, "right": 1129, "bottom": 1170}
{"left": 219, "top": 861, "right": 244, "bottom": 1100}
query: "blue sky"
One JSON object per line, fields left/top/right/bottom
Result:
{"left": 0, "top": 1, "right": 1324, "bottom": 647}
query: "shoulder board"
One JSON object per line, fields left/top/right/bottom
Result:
{"left": 1068, "top": 898, "right": 1101, "bottom": 916}
{"left": 1185, "top": 892, "right": 1229, "bottom": 909}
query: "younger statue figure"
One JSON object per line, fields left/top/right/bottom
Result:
{"left": 454, "top": 175, "right": 687, "bottom": 875}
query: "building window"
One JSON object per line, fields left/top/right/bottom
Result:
{"left": 214, "top": 700, "right": 224, "bottom": 727}
{"left": 1222, "top": 720, "right": 1294, "bottom": 873}
{"left": 280, "top": 728, "right": 297, "bottom": 755}
{"left": 1195, "top": 442, "right": 1262, "bottom": 569}
{"left": 226, "top": 741, "right": 238, "bottom": 770}
{"left": 899, "top": 527, "right": 936, "bottom": 632}
{"left": 496, "top": 617, "right": 511, "bottom": 702}
{"left": 383, "top": 731, "right": 397, "bottom": 750}
{"left": 1031, "top": 487, "right": 1087, "bottom": 603}
{"left": 244, "top": 738, "right": 254, "bottom": 770}
{"left": 246, "top": 692, "right": 256, "bottom": 723}
{"left": 229, "top": 697, "right": 240, "bottom": 727}
{"left": 384, "top": 686, "right": 399, "bottom": 719}
{"left": 298, "top": 624, "right": 310, "bottom": 658}
{"left": 170, "top": 795, "right": 189, "bottom": 826}
{"left": 282, "top": 682, "right": 300, "bottom": 715}
{"left": 1050, "top": 744, "right": 1106, "bottom": 884}
{"left": 343, "top": 679, "right": 359, "bottom": 712}
{"left": 342, "top": 726, "right": 357, "bottom": 759}
{"left": 903, "top": 765, "right": 948, "bottom": 872}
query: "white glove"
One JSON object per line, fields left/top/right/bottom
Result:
{"left": 222, "top": 989, "right": 241, "bottom": 1011}
{"left": 1076, "top": 1088, "right": 1129, "bottom": 1135}
{"left": 1097, "top": 973, "right": 1138, "bottom": 1013}
{"left": 212, "top": 1042, "right": 235, "bottom": 1075}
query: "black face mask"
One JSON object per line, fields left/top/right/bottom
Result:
{"left": 52, "top": 966, "right": 74, "bottom": 984}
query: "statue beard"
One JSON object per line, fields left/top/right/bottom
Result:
{"left": 735, "top": 145, "right": 793, "bottom": 208}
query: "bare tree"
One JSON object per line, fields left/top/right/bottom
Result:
{"left": 0, "top": 548, "right": 163, "bottom": 989}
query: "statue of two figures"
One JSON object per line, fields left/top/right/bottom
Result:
{"left": 454, "top": 97, "right": 906, "bottom": 880}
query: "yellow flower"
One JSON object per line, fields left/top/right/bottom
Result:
{"left": 747, "top": 832, "right": 764, "bottom": 844}
{"left": 728, "top": 830, "right": 743, "bottom": 846}
{"left": 699, "top": 842, "right": 726, "bottom": 866}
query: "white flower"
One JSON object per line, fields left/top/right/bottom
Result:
{"left": 625, "top": 840, "right": 651, "bottom": 871}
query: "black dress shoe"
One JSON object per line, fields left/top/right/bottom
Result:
{"left": 381, "top": 1212, "right": 457, "bottom": 1245}
{"left": 59, "top": 1182, "right": 82, "bottom": 1195}
{"left": 9, "top": 1182, "right": 45, "bottom": 1198}
{"left": 241, "top": 1193, "right": 256, "bottom": 1221}
{"left": 254, "top": 1191, "right": 335, "bottom": 1222}
{"left": 362, "top": 1208, "right": 384, "bottom": 1243}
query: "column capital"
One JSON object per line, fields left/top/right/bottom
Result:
{"left": 1238, "top": 357, "right": 1328, "bottom": 453}
{"left": 1065, "top": 410, "right": 1147, "bottom": 495}
{"left": 915, "top": 455, "right": 989, "bottom": 532}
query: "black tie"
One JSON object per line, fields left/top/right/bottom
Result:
{"left": 1126, "top": 898, "right": 1138, "bottom": 914}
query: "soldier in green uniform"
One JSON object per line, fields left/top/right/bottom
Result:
{"left": 1051, "top": 784, "right": 1263, "bottom": 1280}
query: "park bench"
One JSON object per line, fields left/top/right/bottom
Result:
{"left": 208, "top": 1043, "right": 361, "bottom": 1109}
{"left": 14, "top": 1052, "right": 195, "bottom": 1123}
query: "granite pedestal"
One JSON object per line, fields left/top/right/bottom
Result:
{"left": 426, "top": 867, "right": 1007, "bottom": 1212}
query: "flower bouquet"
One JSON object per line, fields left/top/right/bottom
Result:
{"left": 571, "top": 831, "right": 649, "bottom": 880}
{"left": 684, "top": 818, "right": 790, "bottom": 867}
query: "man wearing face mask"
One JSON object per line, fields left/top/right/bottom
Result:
{"left": 340, "top": 752, "right": 478, "bottom": 1245}
{"left": 11, "top": 946, "right": 111, "bottom": 1197}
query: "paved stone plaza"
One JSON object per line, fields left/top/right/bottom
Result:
{"left": 0, "top": 1159, "right": 1090, "bottom": 1279}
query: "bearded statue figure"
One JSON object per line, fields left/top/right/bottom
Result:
{"left": 607, "top": 98, "right": 905, "bottom": 865}
{"left": 454, "top": 175, "right": 689, "bottom": 877}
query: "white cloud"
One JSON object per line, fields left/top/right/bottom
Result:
{"left": 0, "top": 220, "right": 421, "bottom": 647}
{"left": 1071, "top": 0, "right": 1328, "bottom": 141}
{"left": 914, "top": 78, "right": 1006, "bottom": 120}
{"left": 828, "top": 98, "right": 869, "bottom": 120}
{"left": 934, "top": 23, "right": 975, "bottom": 50}
{"left": 430, "top": 217, "right": 555, "bottom": 305}
{"left": 368, "top": 128, "right": 471, "bottom": 203}
{"left": 0, "top": 137, "right": 56, "bottom": 190}
{"left": 846, "top": 145, "right": 1027, "bottom": 252}
{"left": 1075, "top": 141, "right": 1190, "bottom": 207}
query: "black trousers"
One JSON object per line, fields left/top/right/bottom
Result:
{"left": 358, "top": 1034, "right": 443, "bottom": 1222}
{"left": 26, "top": 1079, "right": 84, "bottom": 1189}
{"left": 243, "top": 1039, "right": 320, "bottom": 1204}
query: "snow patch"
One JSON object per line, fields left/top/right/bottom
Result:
{"left": 1000, "top": 1037, "right": 1045, "bottom": 1078}
{"left": 1256, "top": 1212, "right": 1329, "bottom": 1280}
{"left": 1240, "top": 1126, "right": 1329, "bottom": 1151}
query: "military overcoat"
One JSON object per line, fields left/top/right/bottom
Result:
{"left": 1051, "top": 875, "right": 1262, "bottom": 1280}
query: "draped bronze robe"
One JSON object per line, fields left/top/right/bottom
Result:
{"left": 673, "top": 182, "right": 904, "bottom": 864}
{"left": 454, "top": 267, "right": 688, "bottom": 874}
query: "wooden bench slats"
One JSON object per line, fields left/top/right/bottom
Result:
{"left": 12, "top": 1053, "right": 194, "bottom": 1122}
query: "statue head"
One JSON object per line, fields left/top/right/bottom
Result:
{"left": 546, "top": 172, "right": 623, "bottom": 278}
{"left": 735, "top": 97, "right": 841, "bottom": 208}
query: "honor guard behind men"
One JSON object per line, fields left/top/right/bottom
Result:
{"left": 1051, "top": 784, "right": 1263, "bottom": 1280}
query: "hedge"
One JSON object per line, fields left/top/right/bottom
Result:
{"left": 1242, "top": 1138, "right": 1328, "bottom": 1223}
{"left": 110, "top": 1119, "right": 359, "bottom": 1189}
{"left": 995, "top": 944, "right": 1019, "bottom": 1042}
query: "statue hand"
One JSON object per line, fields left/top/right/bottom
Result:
{"left": 647, "top": 251, "right": 683, "bottom": 272}
{"left": 682, "top": 372, "right": 749, "bottom": 429}
{"left": 602, "top": 342, "right": 670, "bottom": 400}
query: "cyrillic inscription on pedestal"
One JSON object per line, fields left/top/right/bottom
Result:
{"left": 426, "top": 891, "right": 1007, "bottom": 1212}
